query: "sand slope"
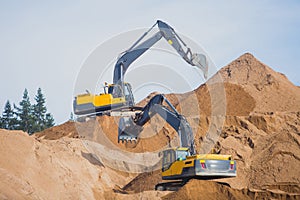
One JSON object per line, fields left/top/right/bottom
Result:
{"left": 0, "top": 129, "right": 139, "bottom": 199}
{"left": 1, "top": 53, "right": 300, "bottom": 199}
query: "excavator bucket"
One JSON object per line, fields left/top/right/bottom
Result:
{"left": 192, "top": 53, "right": 208, "bottom": 79}
{"left": 118, "top": 117, "right": 143, "bottom": 143}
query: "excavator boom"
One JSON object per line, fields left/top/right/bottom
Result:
{"left": 118, "top": 94, "right": 196, "bottom": 155}
{"left": 113, "top": 20, "right": 208, "bottom": 85}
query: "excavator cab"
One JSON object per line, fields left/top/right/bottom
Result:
{"left": 73, "top": 82, "right": 134, "bottom": 115}
{"left": 161, "top": 148, "right": 190, "bottom": 172}
{"left": 107, "top": 84, "right": 134, "bottom": 102}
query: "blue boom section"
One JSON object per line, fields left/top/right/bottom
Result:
{"left": 118, "top": 94, "right": 196, "bottom": 155}
{"left": 113, "top": 20, "right": 207, "bottom": 85}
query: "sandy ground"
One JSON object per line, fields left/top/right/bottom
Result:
{"left": 1, "top": 53, "right": 300, "bottom": 199}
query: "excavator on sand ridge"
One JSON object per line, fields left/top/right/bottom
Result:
{"left": 73, "top": 20, "right": 208, "bottom": 116}
{"left": 118, "top": 94, "right": 236, "bottom": 185}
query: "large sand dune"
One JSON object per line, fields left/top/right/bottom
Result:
{"left": 1, "top": 53, "right": 299, "bottom": 199}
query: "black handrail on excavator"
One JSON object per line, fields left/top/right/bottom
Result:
{"left": 118, "top": 94, "right": 196, "bottom": 155}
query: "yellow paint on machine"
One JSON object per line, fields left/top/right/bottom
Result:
{"left": 194, "top": 154, "right": 232, "bottom": 160}
{"left": 161, "top": 154, "right": 233, "bottom": 177}
{"left": 162, "top": 158, "right": 195, "bottom": 177}
{"left": 76, "top": 93, "right": 126, "bottom": 106}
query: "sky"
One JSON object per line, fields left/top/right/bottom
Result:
{"left": 0, "top": 0, "right": 299, "bottom": 124}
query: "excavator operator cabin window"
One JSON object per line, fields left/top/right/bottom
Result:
{"left": 124, "top": 85, "right": 130, "bottom": 96}
{"left": 162, "top": 150, "right": 176, "bottom": 172}
{"left": 176, "top": 150, "right": 188, "bottom": 161}
{"left": 110, "top": 85, "right": 123, "bottom": 98}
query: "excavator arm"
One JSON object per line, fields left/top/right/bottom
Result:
{"left": 118, "top": 94, "right": 196, "bottom": 155}
{"left": 74, "top": 20, "right": 208, "bottom": 117}
{"left": 113, "top": 20, "right": 208, "bottom": 85}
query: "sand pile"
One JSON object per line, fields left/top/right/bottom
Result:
{"left": 1, "top": 53, "right": 300, "bottom": 199}
{"left": 162, "top": 179, "right": 300, "bottom": 200}
{"left": 114, "top": 112, "right": 300, "bottom": 196}
{"left": 215, "top": 112, "right": 300, "bottom": 188}
{"left": 35, "top": 121, "right": 79, "bottom": 140}
{"left": 0, "top": 129, "right": 141, "bottom": 199}
{"left": 217, "top": 53, "right": 300, "bottom": 113}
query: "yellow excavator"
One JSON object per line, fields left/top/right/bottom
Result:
{"left": 74, "top": 82, "right": 135, "bottom": 115}
{"left": 118, "top": 94, "right": 236, "bottom": 190}
{"left": 73, "top": 20, "right": 208, "bottom": 116}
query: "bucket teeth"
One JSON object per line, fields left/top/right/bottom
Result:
{"left": 118, "top": 135, "right": 138, "bottom": 143}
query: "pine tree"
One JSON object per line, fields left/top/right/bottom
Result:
{"left": 45, "top": 113, "right": 55, "bottom": 128}
{"left": 1, "top": 88, "right": 54, "bottom": 134}
{"left": 32, "top": 88, "right": 47, "bottom": 132}
{"left": 15, "top": 89, "right": 34, "bottom": 133}
{"left": 1, "top": 100, "right": 16, "bottom": 130}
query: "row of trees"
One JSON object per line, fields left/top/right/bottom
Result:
{"left": 0, "top": 88, "right": 55, "bottom": 134}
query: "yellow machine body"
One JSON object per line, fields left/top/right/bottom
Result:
{"left": 161, "top": 148, "right": 236, "bottom": 180}
{"left": 73, "top": 83, "right": 135, "bottom": 115}
{"left": 76, "top": 93, "right": 126, "bottom": 107}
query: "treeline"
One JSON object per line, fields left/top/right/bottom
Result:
{"left": 0, "top": 88, "right": 55, "bottom": 134}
